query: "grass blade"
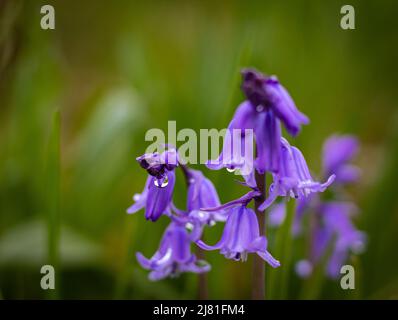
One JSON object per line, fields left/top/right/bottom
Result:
{"left": 45, "top": 110, "right": 61, "bottom": 299}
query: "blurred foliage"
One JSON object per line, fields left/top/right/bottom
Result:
{"left": 0, "top": 0, "right": 398, "bottom": 299}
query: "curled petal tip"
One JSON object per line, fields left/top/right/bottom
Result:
{"left": 136, "top": 252, "right": 151, "bottom": 269}
{"left": 324, "top": 174, "right": 336, "bottom": 188}
{"left": 127, "top": 204, "right": 140, "bottom": 214}
{"left": 196, "top": 239, "right": 223, "bottom": 251}
{"left": 257, "top": 250, "right": 281, "bottom": 268}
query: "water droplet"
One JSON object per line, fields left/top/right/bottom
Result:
{"left": 186, "top": 223, "right": 194, "bottom": 231}
{"left": 226, "top": 167, "right": 236, "bottom": 173}
{"left": 154, "top": 176, "right": 169, "bottom": 188}
{"left": 256, "top": 105, "right": 264, "bottom": 112}
{"left": 197, "top": 211, "right": 207, "bottom": 219}
{"left": 269, "top": 75, "right": 278, "bottom": 82}
{"left": 133, "top": 194, "right": 141, "bottom": 201}
{"left": 189, "top": 178, "right": 195, "bottom": 184}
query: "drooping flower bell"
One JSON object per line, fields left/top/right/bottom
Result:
{"left": 241, "top": 69, "right": 309, "bottom": 136}
{"left": 127, "top": 149, "right": 178, "bottom": 222}
{"left": 323, "top": 135, "right": 360, "bottom": 184}
{"left": 207, "top": 68, "right": 309, "bottom": 181}
{"left": 290, "top": 134, "right": 365, "bottom": 279}
{"left": 136, "top": 148, "right": 179, "bottom": 183}
{"left": 316, "top": 202, "right": 366, "bottom": 278}
{"left": 185, "top": 168, "right": 226, "bottom": 225}
{"left": 197, "top": 204, "right": 280, "bottom": 267}
{"left": 259, "top": 138, "right": 335, "bottom": 211}
{"left": 136, "top": 222, "right": 210, "bottom": 281}
{"left": 206, "top": 115, "right": 256, "bottom": 187}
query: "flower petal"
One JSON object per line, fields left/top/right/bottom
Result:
{"left": 254, "top": 111, "right": 282, "bottom": 174}
{"left": 265, "top": 79, "right": 309, "bottom": 136}
{"left": 127, "top": 176, "right": 151, "bottom": 214}
{"left": 145, "top": 171, "right": 176, "bottom": 221}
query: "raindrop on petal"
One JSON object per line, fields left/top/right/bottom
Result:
{"left": 154, "top": 175, "right": 169, "bottom": 188}
{"left": 197, "top": 211, "right": 206, "bottom": 219}
{"left": 186, "top": 223, "right": 194, "bottom": 231}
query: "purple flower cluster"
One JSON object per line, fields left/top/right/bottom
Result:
{"left": 270, "top": 135, "right": 365, "bottom": 278}
{"left": 128, "top": 148, "right": 226, "bottom": 280}
{"left": 136, "top": 223, "right": 210, "bottom": 281}
{"left": 207, "top": 69, "right": 310, "bottom": 182}
{"left": 206, "top": 69, "right": 333, "bottom": 208}
{"left": 198, "top": 204, "right": 280, "bottom": 267}
{"left": 127, "top": 69, "right": 357, "bottom": 283}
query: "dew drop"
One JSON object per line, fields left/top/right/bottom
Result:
{"left": 186, "top": 222, "right": 194, "bottom": 231}
{"left": 154, "top": 176, "right": 169, "bottom": 188}
{"left": 133, "top": 194, "right": 141, "bottom": 201}
{"left": 269, "top": 75, "right": 278, "bottom": 82}
{"left": 256, "top": 105, "right": 264, "bottom": 112}
{"left": 226, "top": 167, "right": 236, "bottom": 173}
{"left": 197, "top": 211, "right": 206, "bottom": 219}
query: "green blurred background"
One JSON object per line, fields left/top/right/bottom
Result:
{"left": 0, "top": 0, "right": 397, "bottom": 299}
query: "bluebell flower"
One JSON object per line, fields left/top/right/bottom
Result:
{"left": 323, "top": 135, "right": 361, "bottom": 184}
{"left": 137, "top": 222, "right": 210, "bottom": 281}
{"left": 127, "top": 172, "right": 176, "bottom": 222}
{"left": 206, "top": 108, "right": 256, "bottom": 187}
{"left": 137, "top": 148, "right": 179, "bottom": 183}
{"left": 241, "top": 69, "right": 309, "bottom": 136}
{"left": 185, "top": 168, "right": 227, "bottom": 225}
{"left": 127, "top": 149, "right": 178, "bottom": 221}
{"left": 291, "top": 134, "right": 365, "bottom": 279}
{"left": 317, "top": 202, "right": 366, "bottom": 278}
{"left": 207, "top": 68, "right": 309, "bottom": 182}
{"left": 259, "top": 138, "right": 335, "bottom": 211}
{"left": 197, "top": 204, "right": 280, "bottom": 267}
